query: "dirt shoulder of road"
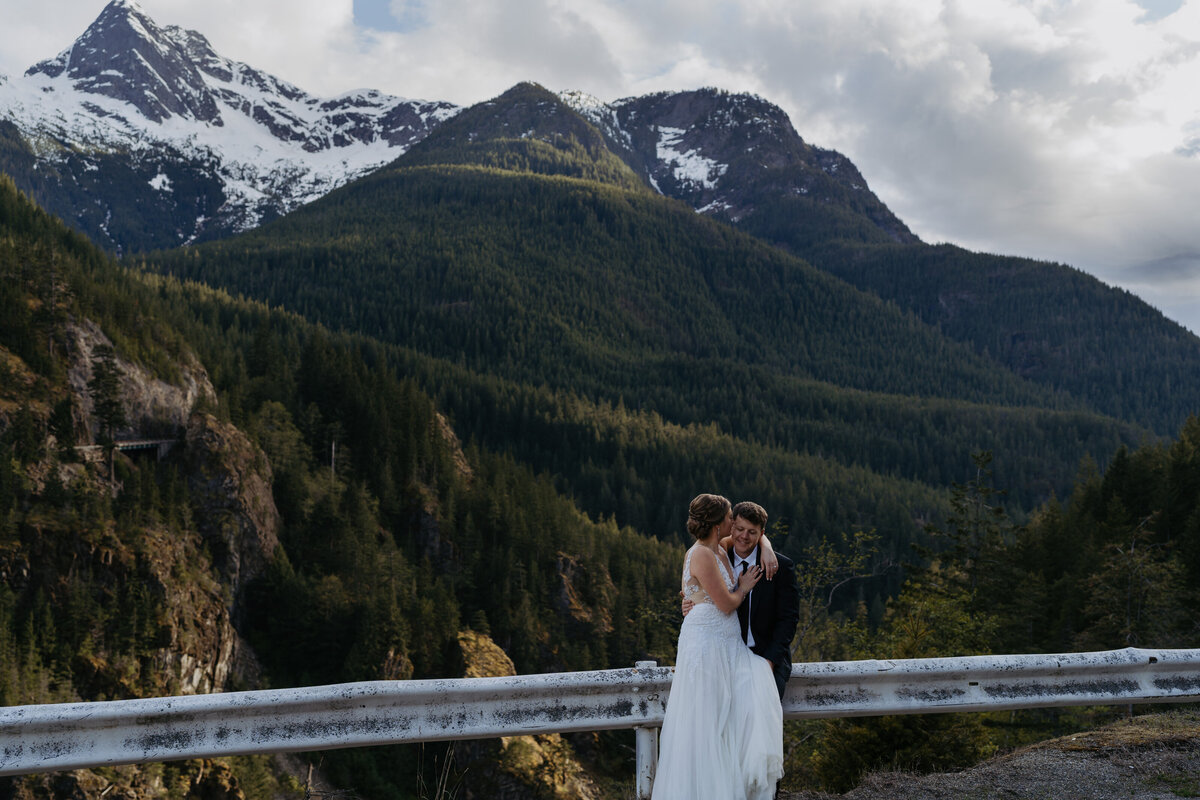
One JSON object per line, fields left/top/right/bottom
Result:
{"left": 784, "top": 709, "right": 1200, "bottom": 800}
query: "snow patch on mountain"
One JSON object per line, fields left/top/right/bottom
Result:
{"left": 2, "top": 68, "right": 404, "bottom": 218}
{"left": 559, "top": 89, "right": 631, "bottom": 148}
{"left": 655, "top": 126, "right": 726, "bottom": 189}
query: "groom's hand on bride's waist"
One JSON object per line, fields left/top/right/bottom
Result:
{"left": 680, "top": 591, "right": 694, "bottom": 617}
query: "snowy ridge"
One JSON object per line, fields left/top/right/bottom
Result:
{"left": 552, "top": 87, "right": 914, "bottom": 241}
{"left": 558, "top": 89, "right": 631, "bottom": 149}
{"left": 0, "top": 1, "right": 912, "bottom": 252}
{"left": 0, "top": 0, "right": 459, "bottom": 248}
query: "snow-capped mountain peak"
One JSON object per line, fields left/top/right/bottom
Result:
{"left": 27, "top": 0, "right": 223, "bottom": 124}
{"left": 1, "top": 2, "right": 910, "bottom": 255}
{"left": 556, "top": 87, "right": 915, "bottom": 239}
{"left": 1, "top": 0, "right": 459, "bottom": 252}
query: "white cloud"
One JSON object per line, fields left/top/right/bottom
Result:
{"left": 2, "top": 0, "right": 1199, "bottom": 331}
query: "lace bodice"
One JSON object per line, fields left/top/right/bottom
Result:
{"left": 681, "top": 545, "right": 735, "bottom": 606}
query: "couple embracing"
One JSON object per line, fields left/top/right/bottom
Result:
{"left": 652, "top": 494, "right": 801, "bottom": 800}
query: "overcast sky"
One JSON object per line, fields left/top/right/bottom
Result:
{"left": 2, "top": 0, "right": 1199, "bottom": 333}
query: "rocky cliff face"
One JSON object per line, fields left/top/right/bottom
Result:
{"left": 9, "top": 315, "right": 271, "bottom": 700}
{"left": 65, "top": 317, "right": 216, "bottom": 443}
{"left": 83, "top": 521, "right": 239, "bottom": 698}
{"left": 0, "top": 500, "right": 239, "bottom": 700}
{"left": 26, "top": 0, "right": 224, "bottom": 124}
{"left": 554, "top": 552, "right": 615, "bottom": 641}
{"left": 1, "top": 319, "right": 286, "bottom": 795}
{"left": 63, "top": 314, "right": 278, "bottom": 607}
{"left": 144, "top": 523, "right": 239, "bottom": 696}
{"left": 184, "top": 412, "right": 281, "bottom": 611}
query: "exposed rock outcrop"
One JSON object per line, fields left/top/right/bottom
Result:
{"left": 554, "top": 552, "right": 616, "bottom": 639}
{"left": 0, "top": 510, "right": 237, "bottom": 700}
{"left": 451, "top": 630, "right": 601, "bottom": 800}
{"left": 65, "top": 318, "right": 216, "bottom": 444}
{"left": 1, "top": 757, "right": 256, "bottom": 800}
{"left": 0, "top": 344, "right": 43, "bottom": 421}
{"left": 143, "top": 525, "right": 239, "bottom": 696}
{"left": 183, "top": 412, "right": 280, "bottom": 608}
{"left": 412, "top": 411, "right": 473, "bottom": 572}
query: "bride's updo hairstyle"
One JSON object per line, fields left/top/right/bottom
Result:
{"left": 687, "top": 493, "right": 731, "bottom": 540}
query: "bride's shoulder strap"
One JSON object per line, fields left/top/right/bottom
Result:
{"left": 683, "top": 543, "right": 710, "bottom": 576}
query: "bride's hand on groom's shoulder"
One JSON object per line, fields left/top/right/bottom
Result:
{"left": 761, "top": 553, "right": 778, "bottom": 580}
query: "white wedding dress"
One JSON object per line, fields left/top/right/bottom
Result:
{"left": 651, "top": 545, "right": 784, "bottom": 800}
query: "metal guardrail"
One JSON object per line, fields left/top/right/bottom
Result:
{"left": 0, "top": 664, "right": 672, "bottom": 778}
{"left": 3, "top": 648, "right": 1200, "bottom": 797}
{"left": 784, "top": 647, "right": 1200, "bottom": 718}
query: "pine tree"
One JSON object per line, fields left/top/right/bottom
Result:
{"left": 89, "top": 344, "right": 126, "bottom": 444}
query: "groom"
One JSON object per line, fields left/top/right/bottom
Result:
{"left": 727, "top": 501, "right": 800, "bottom": 699}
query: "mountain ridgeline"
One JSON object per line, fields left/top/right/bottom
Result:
{"left": 568, "top": 86, "right": 1200, "bottom": 438}
{"left": 400, "top": 83, "right": 647, "bottom": 192}
{"left": 0, "top": 0, "right": 458, "bottom": 253}
{"left": 566, "top": 87, "right": 917, "bottom": 246}
{"left": 4, "top": 0, "right": 1194, "bottom": 443}
{"left": 793, "top": 239, "right": 1200, "bottom": 435}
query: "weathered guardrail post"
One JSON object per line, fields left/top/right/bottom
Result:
{"left": 633, "top": 660, "right": 660, "bottom": 799}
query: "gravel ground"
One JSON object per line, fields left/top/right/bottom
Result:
{"left": 782, "top": 710, "right": 1200, "bottom": 800}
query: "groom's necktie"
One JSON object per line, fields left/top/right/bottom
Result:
{"left": 737, "top": 558, "right": 751, "bottom": 643}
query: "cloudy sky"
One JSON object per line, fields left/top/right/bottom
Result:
{"left": 3, "top": 0, "right": 1199, "bottom": 332}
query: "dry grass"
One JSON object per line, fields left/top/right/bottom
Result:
{"left": 783, "top": 708, "right": 1200, "bottom": 800}
{"left": 1043, "top": 708, "right": 1200, "bottom": 752}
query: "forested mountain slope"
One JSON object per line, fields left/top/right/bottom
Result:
{"left": 402, "top": 82, "right": 646, "bottom": 191}
{"left": 561, "top": 87, "right": 1200, "bottom": 439}
{"left": 791, "top": 241, "right": 1200, "bottom": 436}
{"left": 141, "top": 84, "right": 1152, "bottom": 528}
{"left": 0, "top": 173, "right": 683, "bottom": 798}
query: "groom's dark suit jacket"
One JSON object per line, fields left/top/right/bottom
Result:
{"left": 730, "top": 544, "right": 800, "bottom": 699}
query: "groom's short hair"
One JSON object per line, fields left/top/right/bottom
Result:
{"left": 732, "top": 501, "right": 767, "bottom": 531}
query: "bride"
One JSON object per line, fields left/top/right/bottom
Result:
{"left": 652, "top": 493, "right": 785, "bottom": 800}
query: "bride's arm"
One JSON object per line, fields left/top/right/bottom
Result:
{"left": 759, "top": 534, "right": 778, "bottom": 580}
{"left": 690, "top": 548, "right": 760, "bottom": 614}
{"left": 715, "top": 534, "right": 779, "bottom": 580}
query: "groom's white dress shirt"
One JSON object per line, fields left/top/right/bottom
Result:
{"left": 732, "top": 550, "right": 756, "bottom": 647}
